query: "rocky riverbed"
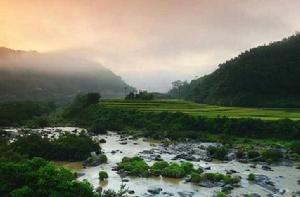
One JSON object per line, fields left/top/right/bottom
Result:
{"left": 2, "top": 127, "right": 300, "bottom": 197}
{"left": 78, "top": 132, "right": 300, "bottom": 197}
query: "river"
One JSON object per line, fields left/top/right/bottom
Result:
{"left": 3, "top": 127, "right": 300, "bottom": 197}
{"left": 77, "top": 132, "right": 300, "bottom": 197}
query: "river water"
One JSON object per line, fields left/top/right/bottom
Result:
{"left": 77, "top": 132, "right": 300, "bottom": 197}
{"left": 3, "top": 127, "right": 299, "bottom": 197}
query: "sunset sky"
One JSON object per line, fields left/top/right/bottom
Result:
{"left": 1, "top": 0, "right": 300, "bottom": 91}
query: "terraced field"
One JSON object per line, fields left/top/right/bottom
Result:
{"left": 101, "top": 99, "right": 300, "bottom": 120}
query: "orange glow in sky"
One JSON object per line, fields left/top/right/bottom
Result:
{"left": 1, "top": 0, "right": 300, "bottom": 91}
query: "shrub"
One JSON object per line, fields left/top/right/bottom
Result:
{"left": 248, "top": 173, "right": 255, "bottom": 181}
{"left": 247, "top": 150, "right": 260, "bottom": 159}
{"left": 236, "top": 149, "right": 245, "bottom": 159}
{"left": 261, "top": 148, "right": 283, "bottom": 162}
{"left": 150, "top": 161, "right": 169, "bottom": 176}
{"left": 161, "top": 163, "right": 186, "bottom": 178}
{"left": 200, "top": 173, "right": 241, "bottom": 184}
{"left": 10, "top": 134, "right": 100, "bottom": 161}
{"left": 99, "top": 154, "right": 108, "bottom": 163}
{"left": 99, "top": 171, "right": 108, "bottom": 181}
{"left": 191, "top": 172, "right": 201, "bottom": 183}
{"left": 180, "top": 162, "right": 194, "bottom": 174}
{"left": 0, "top": 158, "right": 98, "bottom": 197}
{"left": 290, "top": 142, "right": 300, "bottom": 154}
{"left": 117, "top": 157, "right": 150, "bottom": 177}
{"left": 207, "top": 146, "right": 228, "bottom": 160}
{"left": 215, "top": 192, "right": 227, "bottom": 197}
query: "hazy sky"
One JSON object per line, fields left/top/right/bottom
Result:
{"left": 1, "top": 0, "right": 300, "bottom": 92}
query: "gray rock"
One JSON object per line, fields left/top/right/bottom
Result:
{"left": 177, "top": 191, "right": 194, "bottom": 197}
{"left": 147, "top": 187, "right": 162, "bottom": 195}
{"left": 254, "top": 175, "right": 278, "bottom": 193}
{"left": 128, "top": 190, "right": 135, "bottom": 194}
{"left": 262, "top": 165, "right": 273, "bottom": 171}
{"left": 95, "top": 186, "right": 102, "bottom": 194}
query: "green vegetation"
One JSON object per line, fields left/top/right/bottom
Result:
{"left": 290, "top": 141, "right": 300, "bottom": 154}
{"left": 99, "top": 171, "right": 109, "bottom": 181}
{"left": 101, "top": 99, "right": 300, "bottom": 120}
{"left": 10, "top": 133, "right": 100, "bottom": 161}
{"left": 117, "top": 157, "right": 150, "bottom": 177}
{"left": 125, "top": 91, "right": 154, "bottom": 100}
{"left": 261, "top": 148, "right": 284, "bottom": 162}
{"left": 160, "top": 163, "right": 186, "bottom": 178}
{"left": 207, "top": 146, "right": 229, "bottom": 160}
{"left": 169, "top": 34, "right": 300, "bottom": 107}
{"left": 215, "top": 192, "right": 227, "bottom": 197}
{"left": 248, "top": 173, "right": 256, "bottom": 181}
{"left": 191, "top": 173, "right": 241, "bottom": 185}
{"left": 0, "top": 158, "right": 98, "bottom": 197}
{"left": 59, "top": 95, "right": 300, "bottom": 141}
{"left": 117, "top": 157, "right": 201, "bottom": 179}
{"left": 99, "top": 154, "right": 108, "bottom": 163}
{"left": 0, "top": 101, "right": 55, "bottom": 127}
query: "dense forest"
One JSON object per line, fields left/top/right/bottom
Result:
{"left": 169, "top": 34, "right": 300, "bottom": 107}
{"left": 0, "top": 47, "right": 133, "bottom": 101}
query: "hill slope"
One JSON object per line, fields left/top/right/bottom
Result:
{"left": 0, "top": 47, "right": 133, "bottom": 101}
{"left": 169, "top": 34, "right": 300, "bottom": 107}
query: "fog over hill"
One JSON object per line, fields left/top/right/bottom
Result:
{"left": 0, "top": 47, "right": 133, "bottom": 101}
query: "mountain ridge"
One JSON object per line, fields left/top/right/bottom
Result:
{"left": 0, "top": 47, "right": 133, "bottom": 101}
{"left": 169, "top": 34, "right": 300, "bottom": 107}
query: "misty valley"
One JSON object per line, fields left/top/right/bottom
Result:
{"left": 1, "top": 2, "right": 300, "bottom": 197}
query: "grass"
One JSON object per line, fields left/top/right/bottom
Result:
{"left": 100, "top": 99, "right": 300, "bottom": 120}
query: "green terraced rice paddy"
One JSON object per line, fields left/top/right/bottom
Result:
{"left": 101, "top": 99, "right": 300, "bottom": 120}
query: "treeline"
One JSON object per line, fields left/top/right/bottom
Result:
{"left": 63, "top": 95, "right": 300, "bottom": 140}
{"left": 0, "top": 101, "right": 55, "bottom": 127}
{"left": 169, "top": 34, "right": 300, "bottom": 107}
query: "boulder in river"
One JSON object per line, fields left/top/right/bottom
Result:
{"left": 147, "top": 187, "right": 162, "bottom": 195}
{"left": 177, "top": 191, "right": 194, "bottom": 197}
{"left": 254, "top": 175, "right": 278, "bottom": 193}
{"left": 262, "top": 165, "right": 273, "bottom": 171}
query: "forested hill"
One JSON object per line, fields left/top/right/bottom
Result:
{"left": 0, "top": 47, "right": 133, "bottom": 101}
{"left": 169, "top": 34, "right": 300, "bottom": 107}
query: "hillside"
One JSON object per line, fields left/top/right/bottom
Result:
{"left": 169, "top": 34, "right": 300, "bottom": 107}
{"left": 0, "top": 47, "right": 133, "bottom": 101}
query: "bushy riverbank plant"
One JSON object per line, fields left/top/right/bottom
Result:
{"left": 191, "top": 172, "right": 241, "bottom": 185}
{"left": 117, "top": 157, "right": 150, "bottom": 177}
{"left": 118, "top": 157, "right": 202, "bottom": 179}
{"left": 99, "top": 171, "right": 109, "bottom": 181}
{"left": 10, "top": 133, "right": 100, "bottom": 161}
{"left": 0, "top": 157, "right": 98, "bottom": 197}
{"left": 207, "top": 146, "right": 229, "bottom": 160}
{"left": 248, "top": 173, "right": 256, "bottom": 181}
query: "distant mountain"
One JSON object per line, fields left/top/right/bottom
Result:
{"left": 169, "top": 34, "right": 300, "bottom": 107}
{"left": 0, "top": 47, "right": 133, "bottom": 101}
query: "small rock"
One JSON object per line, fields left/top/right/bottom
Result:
{"left": 128, "top": 190, "right": 135, "bottom": 194}
{"left": 262, "top": 165, "right": 273, "bottom": 171}
{"left": 147, "top": 187, "right": 162, "bottom": 195}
